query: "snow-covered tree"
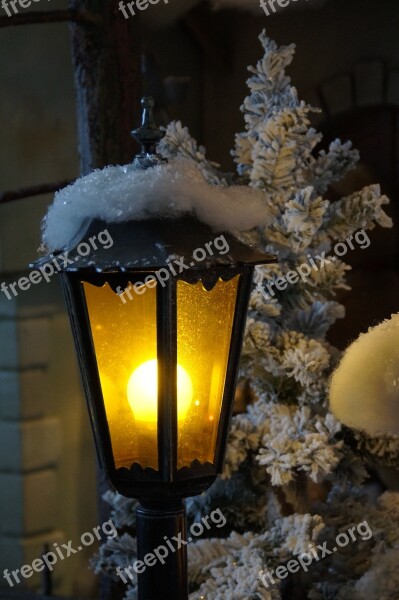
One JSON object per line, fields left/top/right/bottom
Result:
{"left": 92, "top": 31, "right": 399, "bottom": 599}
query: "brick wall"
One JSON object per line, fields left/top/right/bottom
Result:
{"left": 0, "top": 280, "right": 64, "bottom": 590}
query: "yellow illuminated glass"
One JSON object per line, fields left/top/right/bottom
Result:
{"left": 176, "top": 276, "right": 240, "bottom": 468}
{"left": 83, "top": 275, "right": 240, "bottom": 474}
{"left": 83, "top": 281, "right": 158, "bottom": 470}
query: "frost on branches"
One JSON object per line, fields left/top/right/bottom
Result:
{"left": 92, "top": 32, "right": 397, "bottom": 599}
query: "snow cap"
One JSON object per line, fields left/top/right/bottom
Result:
{"left": 42, "top": 158, "right": 273, "bottom": 252}
{"left": 330, "top": 313, "right": 399, "bottom": 435}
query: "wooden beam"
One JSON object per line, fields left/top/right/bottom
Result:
{"left": 0, "top": 9, "right": 100, "bottom": 29}
{"left": 0, "top": 180, "right": 73, "bottom": 205}
{"left": 68, "top": 0, "right": 142, "bottom": 174}
{"left": 68, "top": 4, "right": 142, "bottom": 599}
{"left": 183, "top": 2, "right": 231, "bottom": 73}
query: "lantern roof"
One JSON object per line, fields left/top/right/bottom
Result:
{"left": 33, "top": 216, "right": 274, "bottom": 272}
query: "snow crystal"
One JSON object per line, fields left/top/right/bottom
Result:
{"left": 42, "top": 158, "right": 273, "bottom": 251}
{"left": 330, "top": 313, "right": 399, "bottom": 435}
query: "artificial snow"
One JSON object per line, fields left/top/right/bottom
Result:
{"left": 329, "top": 313, "right": 399, "bottom": 435}
{"left": 42, "top": 158, "right": 273, "bottom": 251}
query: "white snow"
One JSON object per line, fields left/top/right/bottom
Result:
{"left": 329, "top": 313, "right": 399, "bottom": 435}
{"left": 42, "top": 158, "right": 273, "bottom": 251}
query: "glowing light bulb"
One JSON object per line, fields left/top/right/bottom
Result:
{"left": 127, "top": 359, "right": 193, "bottom": 423}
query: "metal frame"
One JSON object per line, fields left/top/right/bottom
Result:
{"left": 60, "top": 262, "right": 255, "bottom": 500}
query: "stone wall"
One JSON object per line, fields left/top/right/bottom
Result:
{"left": 0, "top": 6, "right": 97, "bottom": 596}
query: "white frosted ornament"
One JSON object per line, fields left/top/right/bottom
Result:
{"left": 330, "top": 314, "right": 399, "bottom": 435}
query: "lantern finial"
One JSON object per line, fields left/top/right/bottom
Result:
{"left": 131, "top": 96, "right": 166, "bottom": 169}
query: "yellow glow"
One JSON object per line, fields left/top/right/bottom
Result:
{"left": 176, "top": 276, "right": 240, "bottom": 467}
{"left": 127, "top": 359, "right": 193, "bottom": 423}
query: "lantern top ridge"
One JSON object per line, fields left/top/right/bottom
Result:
{"left": 32, "top": 216, "right": 274, "bottom": 273}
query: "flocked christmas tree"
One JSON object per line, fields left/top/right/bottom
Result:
{"left": 92, "top": 31, "right": 399, "bottom": 599}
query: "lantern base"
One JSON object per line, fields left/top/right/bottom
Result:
{"left": 136, "top": 498, "right": 188, "bottom": 600}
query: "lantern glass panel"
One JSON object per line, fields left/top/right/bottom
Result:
{"left": 176, "top": 276, "right": 240, "bottom": 468}
{"left": 82, "top": 281, "right": 158, "bottom": 471}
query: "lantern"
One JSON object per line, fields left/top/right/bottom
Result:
{"left": 34, "top": 98, "right": 274, "bottom": 600}
{"left": 60, "top": 216, "right": 273, "bottom": 497}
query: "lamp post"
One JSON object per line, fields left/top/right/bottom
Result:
{"left": 35, "top": 98, "right": 274, "bottom": 600}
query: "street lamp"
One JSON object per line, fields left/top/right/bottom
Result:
{"left": 36, "top": 98, "right": 274, "bottom": 600}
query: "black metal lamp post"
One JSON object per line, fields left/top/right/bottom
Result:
{"left": 36, "top": 99, "right": 274, "bottom": 600}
